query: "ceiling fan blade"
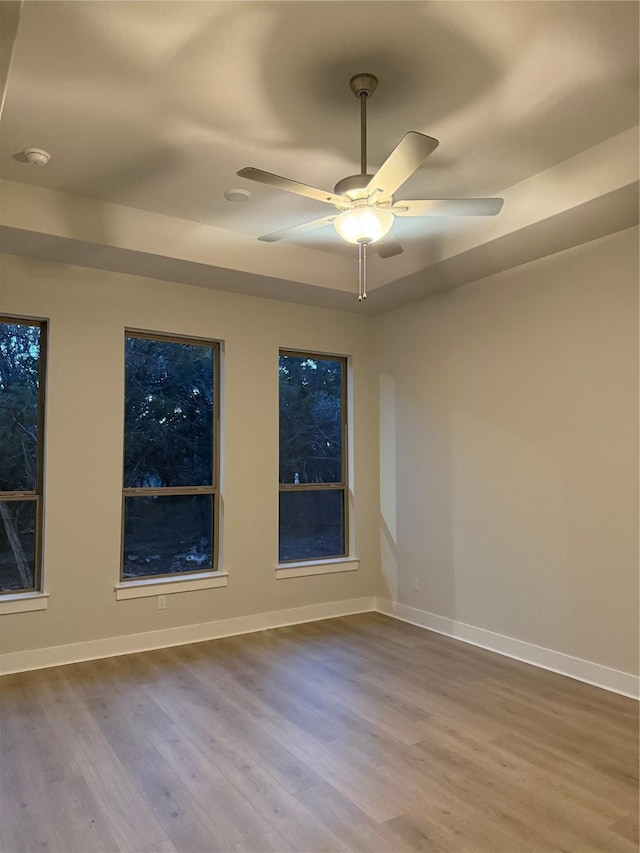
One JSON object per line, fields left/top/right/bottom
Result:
{"left": 375, "top": 234, "right": 404, "bottom": 258}
{"left": 237, "top": 167, "right": 343, "bottom": 205}
{"left": 393, "top": 198, "right": 504, "bottom": 216}
{"left": 257, "top": 215, "right": 337, "bottom": 243}
{"left": 366, "top": 132, "right": 439, "bottom": 199}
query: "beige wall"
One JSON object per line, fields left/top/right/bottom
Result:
{"left": 378, "top": 226, "right": 639, "bottom": 675}
{"left": 0, "top": 255, "right": 380, "bottom": 655}
{"left": 2, "top": 227, "right": 638, "bottom": 679}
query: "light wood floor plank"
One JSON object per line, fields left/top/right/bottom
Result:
{"left": 147, "top": 643, "right": 325, "bottom": 794}
{"left": 131, "top": 841, "right": 179, "bottom": 853}
{"left": 27, "top": 668, "right": 170, "bottom": 853}
{"left": 190, "top": 653, "right": 415, "bottom": 822}
{"left": 143, "top": 721, "right": 275, "bottom": 843}
{"left": 1, "top": 612, "right": 637, "bottom": 853}
{"left": 79, "top": 683, "right": 235, "bottom": 852}
{"left": 233, "top": 829, "right": 295, "bottom": 853}
{"left": 138, "top": 667, "right": 340, "bottom": 841}
{"left": 610, "top": 813, "right": 640, "bottom": 846}
{"left": 295, "top": 782, "right": 415, "bottom": 852}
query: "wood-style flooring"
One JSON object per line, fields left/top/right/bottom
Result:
{"left": 1, "top": 613, "right": 638, "bottom": 853}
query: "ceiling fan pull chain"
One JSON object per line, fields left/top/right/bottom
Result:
{"left": 362, "top": 242, "right": 368, "bottom": 300}
{"left": 357, "top": 241, "right": 368, "bottom": 302}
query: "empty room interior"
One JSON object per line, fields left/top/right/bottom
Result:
{"left": 0, "top": 2, "right": 638, "bottom": 852}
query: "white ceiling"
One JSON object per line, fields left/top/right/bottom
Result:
{"left": 1, "top": 1, "right": 638, "bottom": 312}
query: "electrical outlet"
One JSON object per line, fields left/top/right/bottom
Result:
{"left": 158, "top": 594, "right": 167, "bottom": 610}
{"left": 412, "top": 577, "right": 420, "bottom": 591}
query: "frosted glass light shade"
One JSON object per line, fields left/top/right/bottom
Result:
{"left": 334, "top": 206, "right": 394, "bottom": 244}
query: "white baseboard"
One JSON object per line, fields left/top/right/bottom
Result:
{"left": 376, "top": 598, "right": 639, "bottom": 700}
{"left": 3, "top": 595, "right": 638, "bottom": 700}
{"left": 0, "top": 596, "right": 376, "bottom": 675}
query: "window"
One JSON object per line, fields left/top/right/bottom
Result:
{"left": 279, "top": 351, "right": 347, "bottom": 563}
{"left": 122, "top": 332, "right": 219, "bottom": 581}
{"left": 0, "top": 317, "right": 47, "bottom": 594}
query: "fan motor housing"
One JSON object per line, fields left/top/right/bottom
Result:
{"left": 334, "top": 174, "right": 373, "bottom": 199}
{"left": 334, "top": 173, "right": 393, "bottom": 207}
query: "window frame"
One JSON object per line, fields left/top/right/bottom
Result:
{"left": 120, "top": 329, "right": 220, "bottom": 583}
{"left": 0, "top": 315, "right": 47, "bottom": 596}
{"left": 278, "top": 349, "right": 349, "bottom": 565}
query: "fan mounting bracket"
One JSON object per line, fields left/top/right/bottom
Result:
{"left": 350, "top": 73, "right": 378, "bottom": 98}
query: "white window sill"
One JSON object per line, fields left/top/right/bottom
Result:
{"left": 0, "top": 592, "right": 49, "bottom": 614}
{"left": 276, "top": 558, "right": 359, "bottom": 579}
{"left": 115, "top": 571, "right": 229, "bottom": 600}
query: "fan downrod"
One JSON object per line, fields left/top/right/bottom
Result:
{"left": 349, "top": 74, "right": 377, "bottom": 176}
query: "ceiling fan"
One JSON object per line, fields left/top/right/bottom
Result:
{"left": 237, "top": 73, "right": 504, "bottom": 301}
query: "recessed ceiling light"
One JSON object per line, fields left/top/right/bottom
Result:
{"left": 24, "top": 148, "right": 51, "bottom": 166}
{"left": 224, "top": 188, "right": 250, "bottom": 203}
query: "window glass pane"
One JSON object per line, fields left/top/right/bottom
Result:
{"left": 0, "top": 322, "right": 41, "bottom": 491}
{"left": 279, "top": 355, "right": 343, "bottom": 484}
{"left": 279, "top": 489, "right": 345, "bottom": 562}
{"left": 123, "top": 494, "right": 213, "bottom": 578}
{"left": 0, "top": 500, "right": 37, "bottom": 591}
{"left": 124, "top": 337, "right": 214, "bottom": 488}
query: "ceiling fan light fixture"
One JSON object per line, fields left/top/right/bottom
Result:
{"left": 238, "top": 73, "right": 503, "bottom": 302}
{"left": 334, "top": 206, "right": 394, "bottom": 245}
